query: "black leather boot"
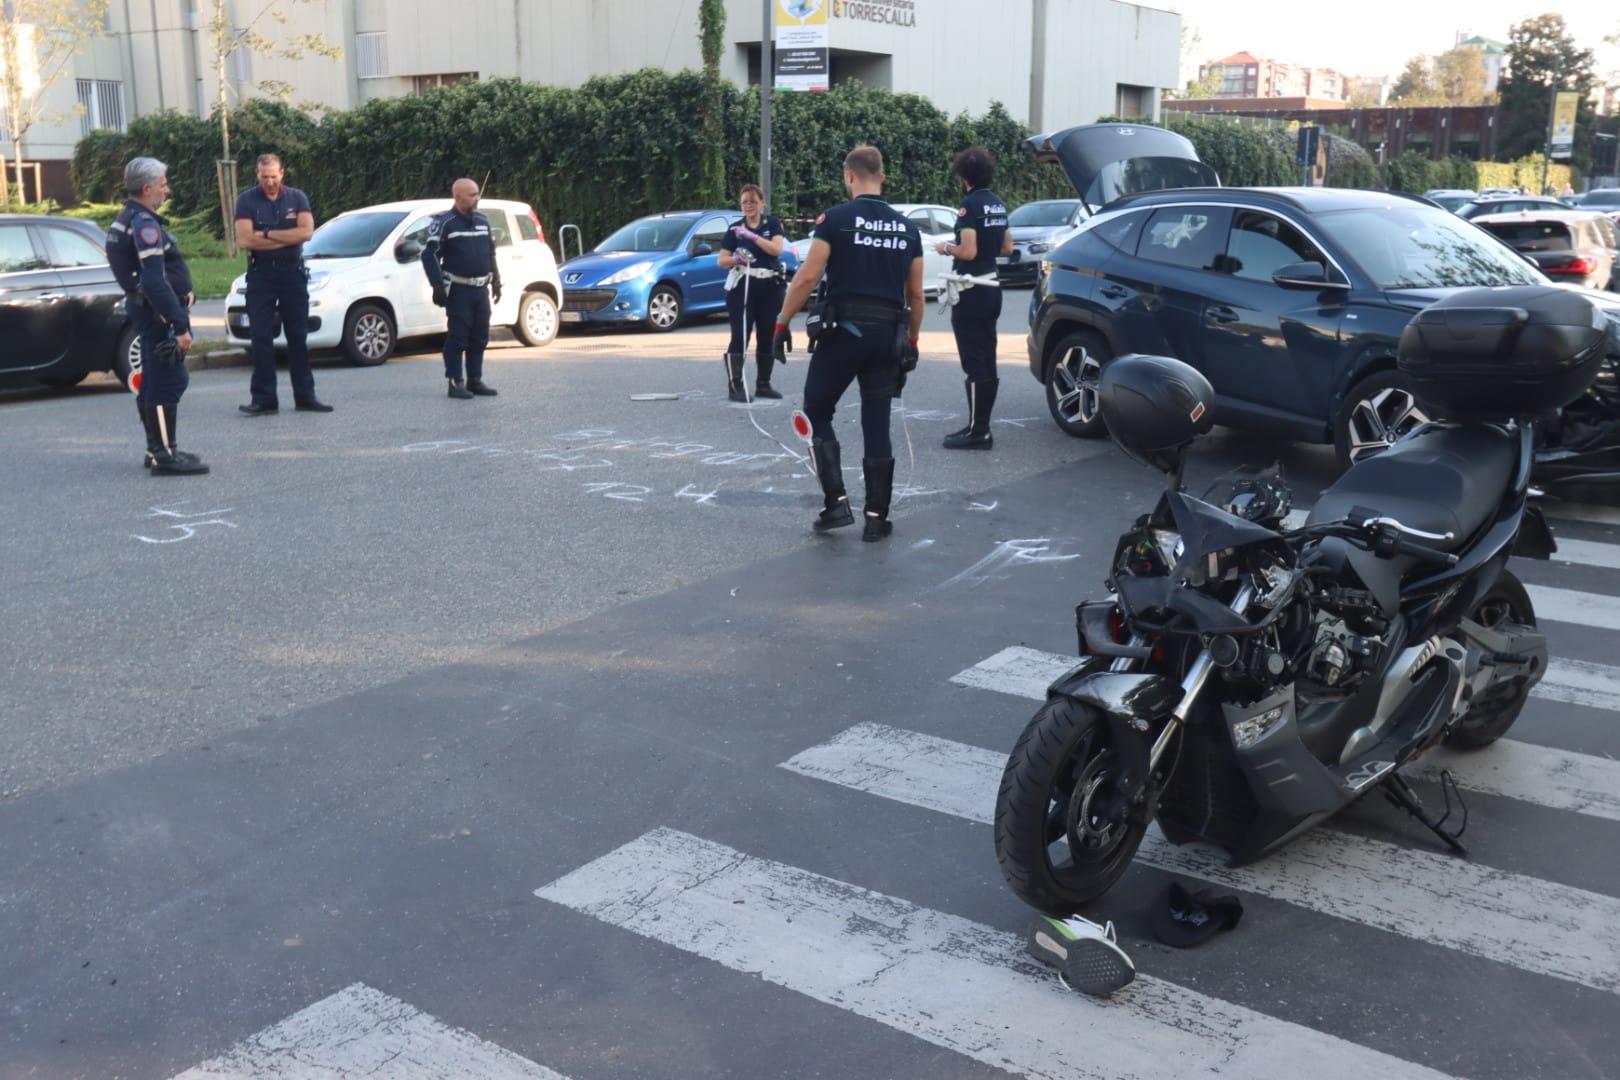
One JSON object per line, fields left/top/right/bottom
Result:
{"left": 811, "top": 437, "right": 854, "bottom": 531}
{"left": 139, "top": 399, "right": 159, "bottom": 468}
{"left": 448, "top": 378, "right": 474, "bottom": 400}
{"left": 754, "top": 352, "right": 782, "bottom": 399}
{"left": 862, "top": 457, "right": 895, "bottom": 541}
{"left": 943, "top": 378, "right": 998, "bottom": 450}
{"left": 724, "top": 352, "right": 749, "bottom": 402}
{"left": 467, "top": 379, "right": 498, "bottom": 396}
{"left": 148, "top": 403, "right": 209, "bottom": 475}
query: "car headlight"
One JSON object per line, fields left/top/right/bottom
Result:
{"left": 1027, "top": 242, "right": 1051, "bottom": 255}
{"left": 599, "top": 261, "right": 654, "bottom": 286}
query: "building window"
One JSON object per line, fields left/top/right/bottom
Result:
{"left": 76, "top": 79, "right": 126, "bottom": 135}
{"left": 1116, "top": 84, "right": 1153, "bottom": 119}
{"left": 413, "top": 72, "right": 475, "bottom": 96}
{"left": 356, "top": 32, "right": 388, "bottom": 79}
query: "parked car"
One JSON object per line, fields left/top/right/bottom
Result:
{"left": 1456, "top": 195, "right": 1568, "bottom": 219}
{"left": 998, "top": 199, "right": 1087, "bottom": 286}
{"left": 784, "top": 202, "right": 954, "bottom": 296}
{"left": 1568, "top": 189, "right": 1620, "bottom": 211}
{"left": 1478, "top": 187, "right": 1521, "bottom": 198}
{"left": 1020, "top": 123, "right": 1617, "bottom": 471}
{"left": 0, "top": 213, "right": 139, "bottom": 391}
{"left": 226, "top": 198, "right": 562, "bottom": 363}
{"left": 1421, "top": 188, "right": 1477, "bottom": 213}
{"left": 1474, "top": 210, "right": 1619, "bottom": 291}
{"left": 561, "top": 211, "right": 804, "bottom": 331}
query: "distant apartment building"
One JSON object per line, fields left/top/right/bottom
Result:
{"left": 1453, "top": 32, "right": 1506, "bottom": 95}
{"left": 1198, "top": 52, "right": 1350, "bottom": 103}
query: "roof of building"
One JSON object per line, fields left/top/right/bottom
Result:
{"left": 1213, "top": 52, "right": 1261, "bottom": 66}
{"left": 1456, "top": 35, "right": 1506, "bottom": 53}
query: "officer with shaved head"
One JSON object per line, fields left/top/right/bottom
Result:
{"left": 421, "top": 178, "right": 502, "bottom": 399}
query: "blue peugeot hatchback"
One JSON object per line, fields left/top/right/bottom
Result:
{"left": 559, "top": 210, "right": 799, "bottom": 332}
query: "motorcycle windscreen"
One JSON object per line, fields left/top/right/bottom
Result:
{"left": 1026, "top": 123, "right": 1220, "bottom": 211}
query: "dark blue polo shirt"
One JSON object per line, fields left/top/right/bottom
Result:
{"left": 952, "top": 187, "right": 1009, "bottom": 275}
{"left": 721, "top": 214, "right": 784, "bottom": 271}
{"left": 810, "top": 195, "right": 922, "bottom": 305}
{"left": 234, "top": 183, "right": 313, "bottom": 262}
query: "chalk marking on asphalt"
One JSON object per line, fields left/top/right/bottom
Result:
{"left": 951, "top": 646, "right": 1620, "bottom": 822}
{"left": 781, "top": 723, "right": 1620, "bottom": 996}
{"left": 930, "top": 538, "right": 1080, "bottom": 592}
{"left": 537, "top": 827, "right": 1450, "bottom": 1080}
{"left": 171, "top": 982, "right": 567, "bottom": 1078}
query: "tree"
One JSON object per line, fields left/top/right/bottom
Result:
{"left": 1433, "top": 46, "right": 1489, "bottom": 106}
{"left": 1346, "top": 78, "right": 1385, "bottom": 109}
{"left": 697, "top": 0, "right": 726, "bottom": 203}
{"left": 1498, "top": 14, "right": 1598, "bottom": 171}
{"left": 0, "top": 0, "right": 109, "bottom": 207}
{"left": 1388, "top": 55, "right": 1440, "bottom": 106}
{"left": 1168, "top": 25, "right": 1220, "bottom": 101}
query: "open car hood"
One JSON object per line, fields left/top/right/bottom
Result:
{"left": 1026, "top": 123, "right": 1220, "bottom": 211}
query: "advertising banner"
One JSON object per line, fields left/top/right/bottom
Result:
{"left": 775, "top": 0, "right": 830, "bottom": 92}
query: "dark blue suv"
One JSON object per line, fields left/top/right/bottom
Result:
{"left": 1025, "top": 124, "right": 1554, "bottom": 468}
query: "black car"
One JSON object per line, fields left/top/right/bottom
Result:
{"left": 0, "top": 214, "right": 136, "bottom": 391}
{"left": 1455, "top": 195, "right": 1568, "bottom": 220}
{"left": 1023, "top": 123, "right": 1573, "bottom": 469}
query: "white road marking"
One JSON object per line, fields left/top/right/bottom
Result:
{"left": 952, "top": 646, "right": 1620, "bottom": 821}
{"left": 1526, "top": 584, "right": 1620, "bottom": 631}
{"left": 1543, "top": 502, "right": 1620, "bottom": 527}
{"left": 173, "top": 982, "right": 567, "bottom": 1078}
{"left": 537, "top": 827, "right": 1451, "bottom": 1080}
{"left": 781, "top": 723, "right": 1620, "bottom": 996}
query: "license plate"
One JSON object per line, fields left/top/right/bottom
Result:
{"left": 560, "top": 311, "right": 583, "bottom": 323}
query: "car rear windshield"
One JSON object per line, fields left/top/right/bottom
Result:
{"left": 1478, "top": 222, "right": 1574, "bottom": 252}
{"left": 304, "top": 211, "right": 407, "bottom": 258}
{"left": 596, "top": 215, "right": 699, "bottom": 253}
{"left": 1009, "top": 202, "right": 1078, "bottom": 227}
{"left": 1579, "top": 189, "right": 1620, "bottom": 206}
{"left": 1314, "top": 205, "right": 1545, "bottom": 289}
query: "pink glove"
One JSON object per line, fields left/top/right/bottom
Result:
{"left": 734, "top": 248, "right": 755, "bottom": 264}
{"left": 734, "top": 224, "right": 760, "bottom": 244}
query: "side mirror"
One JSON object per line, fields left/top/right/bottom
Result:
{"left": 1272, "top": 260, "right": 1345, "bottom": 290}
{"left": 395, "top": 237, "right": 424, "bottom": 262}
{"left": 692, "top": 242, "right": 714, "bottom": 257}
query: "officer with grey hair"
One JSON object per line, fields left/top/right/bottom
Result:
{"left": 106, "top": 156, "right": 207, "bottom": 475}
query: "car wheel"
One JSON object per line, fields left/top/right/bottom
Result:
{"left": 342, "top": 303, "right": 396, "bottom": 366}
{"left": 514, "top": 290, "right": 559, "bottom": 347}
{"left": 646, "top": 285, "right": 682, "bottom": 332}
{"left": 1334, "top": 370, "right": 1430, "bottom": 471}
{"left": 1044, "top": 331, "right": 1111, "bottom": 438}
{"left": 112, "top": 325, "right": 140, "bottom": 390}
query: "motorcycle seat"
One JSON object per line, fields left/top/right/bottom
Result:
{"left": 1308, "top": 424, "right": 1518, "bottom": 551}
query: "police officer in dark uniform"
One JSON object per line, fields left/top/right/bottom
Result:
{"left": 235, "top": 153, "right": 331, "bottom": 415}
{"left": 106, "top": 156, "right": 207, "bottom": 476}
{"left": 938, "top": 146, "right": 1012, "bottom": 450}
{"left": 773, "top": 146, "right": 925, "bottom": 542}
{"left": 718, "top": 183, "right": 786, "bottom": 401}
{"left": 420, "top": 178, "right": 501, "bottom": 399}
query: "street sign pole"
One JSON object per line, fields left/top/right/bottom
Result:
{"left": 761, "top": 0, "right": 773, "bottom": 206}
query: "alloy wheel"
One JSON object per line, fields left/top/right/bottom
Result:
{"left": 1346, "top": 387, "right": 1428, "bottom": 464}
{"left": 353, "top": 313, "right": 392, "bottom": 361}
{"left": 524, "top": 295, "right": 557, "bottom": 341}
{"left": 1051, "top": 347, "right": 1102, "bottom": 427}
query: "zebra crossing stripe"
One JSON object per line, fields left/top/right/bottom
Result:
{"left": 1525, "top": 584, "right": 1620, "bottom": 631}
{"left": 172, "top": 983, "right": 567, "bottom": 1079}
{"left": 537, "top": 827, "right": 1452, "bottom": 1080}
{"left": 1543, "top": 502, "right": 1620, "bottom": 527}
{"left": 780, "top": 723, "right": 1620, "bottom": 997}
{"left": 952, "top": 647, "right": 1620, "bottom": 821}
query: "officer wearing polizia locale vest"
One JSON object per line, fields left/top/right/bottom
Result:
{"left": 937, "top": 145, "right": 1012, "bottom": 450}
{"left": 421, "top": 178, "right": 503, "bottom": 399}
{"left": 105, "top": 156, "right": 208, "bottom": 475}
{"left": 234, "top": 153, "right": 331, "bottom": 415}
{"left": 773, "top": 146, "right": 925, "bottom": 542}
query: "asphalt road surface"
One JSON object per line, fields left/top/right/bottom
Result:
{"left": 3, "top": 298, "right": 1618, "bottom": 1079}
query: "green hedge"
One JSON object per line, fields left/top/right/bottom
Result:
{"left": 1383, "top": 151, "right": 1481, "bottom": 194}
{"left": 72, "top": 74, "right": 1071, "bottom": 247}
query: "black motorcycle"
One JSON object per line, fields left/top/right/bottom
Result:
{"left": 1535, "top": 348, "right": 1620, "bottom": 490}
{"left": 995, "top": 286, "right": 1607, "bottom": 911}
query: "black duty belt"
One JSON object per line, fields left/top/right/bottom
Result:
{"left": 831, "top": 297, "right": 905, "bottom": 323}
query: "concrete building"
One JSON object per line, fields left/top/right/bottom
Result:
{"left": 1453, "top": 32, "right": 1506, "bottom": 96}
{"left": 1197, "top": 51, "right": 1351, "bottom": 104}
{"left": 7, "top": 0, "right": 1181, "bottom": 201}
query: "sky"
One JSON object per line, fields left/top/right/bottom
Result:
{"left": 1149, "top": 0, "right": 1618, "bottom": 85}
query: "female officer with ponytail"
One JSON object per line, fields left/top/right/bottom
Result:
{"left": 718, "top": 183, "right": 786, "bottom": 401}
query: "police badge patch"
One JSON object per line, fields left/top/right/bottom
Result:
{"left": 139, "top": 225, "right": 162, "bottom": 245}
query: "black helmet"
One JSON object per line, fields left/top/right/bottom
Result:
{"left": 1098, "top": 354, "right": 1215, "bottom": 473}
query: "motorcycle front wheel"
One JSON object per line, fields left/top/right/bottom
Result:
{"left": 994, "top": 696, "right": 1150, "bottom": 914}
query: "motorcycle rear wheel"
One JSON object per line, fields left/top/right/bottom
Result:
{"left": 1446, "top": 571, "right": 1538, "bottom": 750}
{"left": 995, "top": 696, "right": 1149, "bottom": 914}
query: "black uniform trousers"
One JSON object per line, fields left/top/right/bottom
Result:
{"left": 245, "top": 260, "right": 314, "bottom": 407}
{"left": 130, "top": 299, "right": 188, "bottom": 407}
{"left": 949, "top": 284, "right": 1002, "bottom": 383}
{"left": 725, "top": 277, "right": 783, "bottom": 376}
{"left": 444, "top": 282, "right": 492, "bottom": 382}
{"left": 803, "top": 316, "right": 903, "bottom": 460}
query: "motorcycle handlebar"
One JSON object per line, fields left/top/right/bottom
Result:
{"left": 1391, "top": 536, "right": 1460, "bottom": 567}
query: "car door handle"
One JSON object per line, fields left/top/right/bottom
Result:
{"left": 1099, "top": 285, "right": 1128, "bottom": 299}
{"left": 1206, "top": 305, "right": 1239, "bottom": 323}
